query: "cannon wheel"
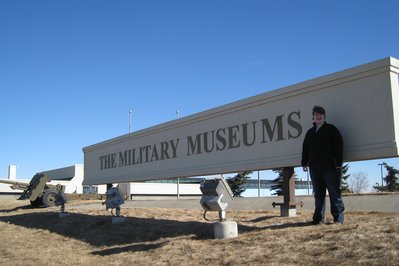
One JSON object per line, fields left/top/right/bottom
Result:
{"left": 42, "top": 189, "right": 59, "bottom": 207}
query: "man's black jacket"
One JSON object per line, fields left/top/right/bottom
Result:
{"left": 301, "top": 122, "right": 344, "bottom": 168}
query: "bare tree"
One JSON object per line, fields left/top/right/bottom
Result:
{"left": 349, "top": 171, "right": 370, "bottom": 193}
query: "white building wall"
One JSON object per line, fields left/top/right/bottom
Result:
{"left": 46, "top": 164, "right": 84, "bottom": 194}
{"left": 129, "top": 182, "right": 201, "bottom": 195}
{"left": 97, "top": 184, "right": 108, "bottom": 194}
{"left": 2, "top": 165, "right": 310, "bottom": 198}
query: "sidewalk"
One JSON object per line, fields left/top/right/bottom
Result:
{"left": 119, "top": 193, "right": 399, "bottom": 212}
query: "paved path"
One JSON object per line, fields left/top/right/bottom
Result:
{"left": 76, "top": 193, "right": 399, "bottom": 212}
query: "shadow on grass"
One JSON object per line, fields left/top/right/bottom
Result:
{"left": 91, "top": 242, "right": 167, "bottom": 256}
{"left": 238, "top": 219, "right": 319, "bottom": 234}
{"left": 0, "top": 204, "right": 35, "bottom": 213}
{"left": 0, "top": 211, "right": 219, "bottom": 246}
{"left": 0, "top": 211, "right": 316, "bottom": 255}
{"left": 244, "top": 215, "right": 280, "bottom": 223}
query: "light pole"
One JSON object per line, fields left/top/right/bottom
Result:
{"left": 378, "top": 163, "right": 385, "bottom": 187}
{"left": 258, "top": 170, "right": 260, "bottom": 198}
{"left": 176, "top": 110, "right": 180, "bottom": 199}
{"left": 123, "top": 109, "right": 133, "bottom": 200}
{"left": 129, "top": 109, "right": 132, "bottom": 133}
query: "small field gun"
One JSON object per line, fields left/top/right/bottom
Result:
{"left": 0, "top": 173, "right": 67, "bottom": 208}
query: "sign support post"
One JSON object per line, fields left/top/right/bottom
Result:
{"left": 272, "top": 167, "right": 303, "bottom": 217}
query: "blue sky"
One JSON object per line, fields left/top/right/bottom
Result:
{"left": 1, "top": 0, "right": 398, "bottom": 189}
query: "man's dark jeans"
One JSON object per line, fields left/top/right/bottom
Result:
{"left": 310, "top": 163, "right": 345, "bottom": 224}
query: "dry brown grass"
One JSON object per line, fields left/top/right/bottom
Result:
{"left": 0, "top": 199, "right": 398, "bottom": 266}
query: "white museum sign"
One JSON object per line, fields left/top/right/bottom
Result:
{"left": 83, "top": 57, "right": 399, "bottom": 185}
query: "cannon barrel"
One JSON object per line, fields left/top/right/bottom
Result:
{"left": 0, "top": 179, "right": 30, "bottom": 187}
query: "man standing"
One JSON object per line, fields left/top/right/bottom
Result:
{"left": 302, "top": 105, "right": 345, "bottom": 224}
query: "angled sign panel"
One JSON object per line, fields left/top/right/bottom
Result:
{"left": 83, "top": 57, "right": 399, "bottom": 185}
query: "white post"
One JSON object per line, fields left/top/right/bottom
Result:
{"left": 8, "top": 165, "right": 17, "bottom": 180}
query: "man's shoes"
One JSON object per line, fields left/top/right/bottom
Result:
{"left": 334, "top": 221, "right": 343, "bottom": 225}
{"left": 311, "top": 220, "right": 324, "bottom": 225}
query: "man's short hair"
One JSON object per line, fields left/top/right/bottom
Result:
{"left": 312, "top": 105, "right": 326, "bottom": 115}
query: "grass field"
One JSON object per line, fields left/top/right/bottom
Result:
{"left": 0, "top": 199, "right": 398, "bottom": 265}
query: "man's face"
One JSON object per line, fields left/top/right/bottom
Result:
{"left": 313, "top": 112, "right": 325, "bottom": 125}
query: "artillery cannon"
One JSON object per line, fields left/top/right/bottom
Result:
{"left": 0, "top": 173, "right": 67, "bottom": 208}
